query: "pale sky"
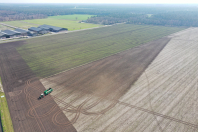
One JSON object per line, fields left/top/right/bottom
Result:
{"left": 0, "top": 0, "right": 198, "bottom": 4}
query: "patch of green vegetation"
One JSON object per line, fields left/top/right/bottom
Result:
{"left": 147, "top": 14, "right": 153, "bottom": 17}
{"left": 0, "top": 77, "right": 14, "bottom": 132}
{"left": 1, "top": 21, "right": 39, "bottom": 29}
{"left": 17, "top": 24, "right": 185, "bottom": 78}
{"left": 24, "top": 18, "right": 101, "bottom": 31}
{"left": 0, "top": 24, "right": 14, "bottom": 30}
{"left": 48, "top": 14, "right": 96, "bottom": 21}
{"left": 1, "top": 14, "right": 100, "bottom": 31}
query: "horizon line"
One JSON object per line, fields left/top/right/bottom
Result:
{"left": 0, "top": 3, "right": 198, "bottom": 4}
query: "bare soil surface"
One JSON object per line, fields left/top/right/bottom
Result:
{"left": 0, "top": 41, "right": 76, "bottom": 132}
{"left": 0, "top": 26, "right": 192, "bottom": 132}
{"left": 41, "top": 37, "right": 171, "bottom": 131}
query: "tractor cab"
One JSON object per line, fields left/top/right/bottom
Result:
{"left": 38, "top": 93, "right": 44, "bottom": 100}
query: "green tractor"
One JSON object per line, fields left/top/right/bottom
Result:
{"left": 38, "top": 93, "right": 44, "bottom": 100}
{"left": 38, "top": 88, "right": 53, "bottom": 100}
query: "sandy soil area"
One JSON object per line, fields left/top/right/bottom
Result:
{"left": 41, "top": 27, "right": 198, "bottom": 132}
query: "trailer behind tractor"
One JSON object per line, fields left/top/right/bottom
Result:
{"left": 38, "top": 88, "right": 53, "bottom": 100}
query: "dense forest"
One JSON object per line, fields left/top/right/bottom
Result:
{"left": 1, "top": 4, "right": 198, "bottom": 27}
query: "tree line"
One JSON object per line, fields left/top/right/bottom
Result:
{"left": 0, "top": 10, "right": 47, "bottom": 21}
{"left": 1, "top": 4, "right": 198, "bottom": 27}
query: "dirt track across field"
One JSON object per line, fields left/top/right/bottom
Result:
{"left": 41, "top": 37, "right": 171, "bottom": 131}
{"left": 0, "top": 41, "right": 76, "bottom": 132}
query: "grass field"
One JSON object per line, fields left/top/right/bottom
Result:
{"left": 17, "top": 24, "right": 185, "bottom": 78}
{"left": 24, "top": 18, "right": 101, "bottom": 31}
{"left": 48, "top": 14, "right": 96, "bottom": 20}
{"left": 0, "top": 24, "right": 14, "bottom": 30}
{"left": 1, "top": 14, "right": 101, "bottom": 30}
{"left": 1, "top": 19, "right": 100, "bottom": 31}
{"left": 0, "top": 77, "right": 14, "bottom": 132}
{"left": 1, "top": 21, "right": 39, "bottom": 29}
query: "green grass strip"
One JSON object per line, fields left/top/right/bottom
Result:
{"left": 0, "top": 77, "right": 14, "bottom": 132}
{"left": 17, "top": 24, "right": 185, "bottom": 78}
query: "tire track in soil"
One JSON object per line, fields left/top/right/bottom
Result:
{"left": 24, "top": 78, "right": 76, "bottom": 128}
{"left": 39, "top": 68, "right": 132, "bottom": 126}
{"left": 40, "top": 42, "right": 155, "bottom": 122}
{"left": 24, "top": 78, "right": 86, "bottom": 127}
{"left": 47, "top": 77, "right": 198, "bottom": 129}
{"left": 40, "top": 36, "right": 198, "bottom": 131}
{"left": 24, "top": 77, "right": 94, "bottom": 131}
{"left": 42, "top": 56, "right": 129, "bottom": 122}
{"left": 0, "top": 42, "right": 77, "bottom": 132}
{"left": 144, "top": 71, "right": 164, "bottom": 132}
{"left": 25, "top": 79, "right": 57, "bottom": 119}
{"left": 0, "top": 32, "right": 189, "bottom": 131}
{"left": 23, "top": 78, "right": 77, "bottom": 131}
{"left": 39, "top": 37, "right": 171, "bottom": 129}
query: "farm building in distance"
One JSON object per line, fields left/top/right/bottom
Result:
{"left": 28, "top": 24, "right": 67, "bottom": 34}
{"left": 38, "top": 24, "right": 68, "bottom": 32}
{"left": 15, "top": 28, "right": 30, "bottom": 36}
{"left": 0, "top": 32, "right": 7, "bottom": 39}
{"left": 0, "top": 30, "right": 21, "bottom": 38}
{"left": 0, "top": 24, "right": 67, "bottom": 39}
{"left": 28, "top": 27, "right": 48, "bottom": 35}
{"left": 0, "top": 29, "right": 32, "bottom": 38}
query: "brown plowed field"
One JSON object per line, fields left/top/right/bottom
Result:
{"left": 0, "top": 24, "right": 184, "bottom": 132}
{"left": 0, "top": 35, "right": 171, "bottom": 131}
{"left": 41, "top": 27, "right": 198, "bottom": 132}
{"left": 0, "top": 41, "right": 77, "bottom": 132}
{"left": 0, "top": 23, "right": 189, "bottom": 131}
{"left": 41, "top": 37, "right": 171, "bottom": 131}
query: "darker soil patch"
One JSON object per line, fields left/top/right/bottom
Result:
{"left": 45, "top": 37, "right": 171, "bottom": 113}
{"left": 0, "top": 41, "right": 76, "bottom": 132}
